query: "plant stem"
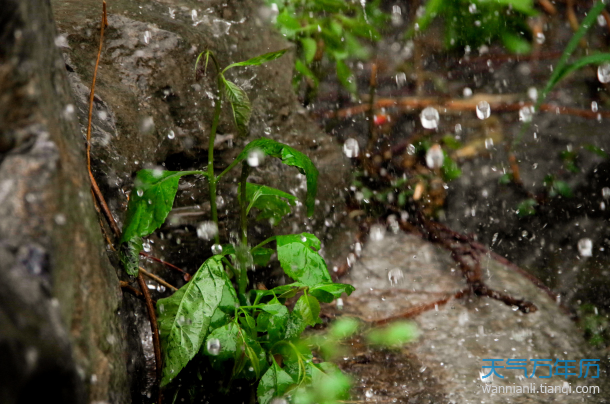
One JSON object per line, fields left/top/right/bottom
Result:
{"left": 239, "top": 163, "right": 249, "bottom": 246}
{"left": 252, "top": 236, "right": 276, "bottom": 251}
{"left": 207, "top": 54, "right": 224, "bottom": 245}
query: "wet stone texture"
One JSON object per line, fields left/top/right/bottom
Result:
{"left": 331, "top": 231, "right": 610, "bottom": 403}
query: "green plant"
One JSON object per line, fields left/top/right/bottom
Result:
{"left": 118, "top": 49, "right": 358, "bottom": 403}
{"left": 409, "top": 0, "right": 537, "bottom": 53}
{"left": 265, "top": 0, "right": 387, "bottom": 99}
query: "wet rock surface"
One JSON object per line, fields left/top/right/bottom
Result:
{"left": 332, "top": 231, "right": 610, "bottom": 403}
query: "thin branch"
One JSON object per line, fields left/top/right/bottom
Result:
{"left": 140, "top": 267, "right": 178, "bottom": 291}
{"left": 140, "top": 251, "right": 191, "bottom": 281}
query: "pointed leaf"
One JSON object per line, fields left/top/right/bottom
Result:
{"left": 222, "top": 78, "right": 251, "bottom": 135}
{"left": 257, "top": 358, "right": 295, "bottom": 404}
{"left": 156, "top": 256, "right": 227, "bottom": 386}
{"left": 224, "top": 138, "right": 318, "bottom": 216}
{"left": 335, "top": 59, "right": 357, "bottom": 94}
{"left": 119, "top": 169, "right": 205, "bottom": 275}
{"left": 224, "top": 49, "right": 287, "bottom": 71}
{"left": 309, "top": 283, "right": 355, "bottom": 303}
{"left": 241, "top": 183, "right": 297, "bottom": 226}
{"left": 300, "top": 38, "right": 317, "bottom": 64}
{"left": 293, "top": 292, "right": 322, "bottom": 326}
{"left": 276, "top": 233, "right": 331, "bottom": 286}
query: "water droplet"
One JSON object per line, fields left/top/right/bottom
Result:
{"left": 388, "top": 268, "right": 404, "bottom": 286}
{"left": 167, "top": 130, "right": 175, "bottom": 139}
{"left": 197, "top": 222, "right": 219, "bottom": 240}
{"left": 484, "top": 138, "right": 494, "bottom": 149}
{"left": 139, "top": 116, "right": 155, "bottom": 134}
{"left": 142, "top": 240, "right": 151, "bottom": 253}
{"left": 369, "top": 224, "right": 385, "bottom": 241}
{"left": 395, "top": 72, "right": 407, "bottom": 87}
{"left": 143, "top": 30, "right": 152, "bottom": 45}
{"left": 168, "top": 8, "right": 176, "bottom": 19}
{"left": 454, "top": 123, "right": 462, "bottom": 135}
{"left": 63, "top": 104, "right": 75, "bottom": 120}
{"left": 336, "top": 298, "right": 344, "bottom": 310}
{"left": 476, "top": 101, "right": 490, "bottom": 119}
{"left": 535, "top": 32, "right": 545, "bottom": 44}
{"left": 527, "top": 87, "right": 538, "bottom": 102}
{"left": 211, "top": 244, "right": 223, "bottom": 255}
{"left": 602, "top": 187, "right": 610, "bottom": 198}
{"left": 578, "top": 238, "right": 593, "bottom": 257}
{"left": 425, "top": 144, "right": 444, "bottom": 169}
{"left": 598, "top": 63, "right": 610, "bottom": 83}
{"left": 343, "top": 138, "right": 360, "bottom": 158}
{"left": 207, "top": 338, "right": 221, "bottom": 355}
{"left": 592, "top": 101, "right": 598, "bottom": 112}
{"left": 420, "top": 106, "right": 439, "bottom": 129}
{"left": 463, "top": 87, "right": 472, "bottom": 97}
{"left": 519, "top": 106, "right": 533, "bottom": 122}
{"left": 263, "top": 126, "right": 271, "bottom": 135}
{"left": 270, "top": 399, "right": 288, "bottom": 404}
{"left": 247, "top": 148, "right": 265, "bottom": 167}
{"left": 191, "top": 9, "right": 198, "bottom": 21}
{"left": 301, "top": 236, "right": 307, "bottom": 242}
{"left": 468, "top": 3, "right": 477, "bottom": 13}
{"left": 136, "top": 189, "right": 144, "bottom": 197}
{"left": 54, "top": 213, "right": 66, "bottom": 225}
{"left": 365, "top": 389, "right": 374, "bottom": 398}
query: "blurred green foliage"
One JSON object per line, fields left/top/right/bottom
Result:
{"left": 264, "top": 0, "right": 388, "bottom": 96}
{"left": 410, "top": 0, "right": 536, "bottom": 53}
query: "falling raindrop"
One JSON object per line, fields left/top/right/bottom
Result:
{"left": 142, "top": 240, "right": 151, "bottom": 253}
{"left": 207, "top": 338, "right": 221, "bottom": 355}
{"left": 168, "top": 8, "right": 175, "bottom": 19}
{"left": 54, "top": 214, "right": 67, "bottom": 225}
{"left": 63, "top": 104, "right": 75, "bottom": 120}
{"left": 395, "top": 72, "right": 407, "bottom": 87}
{"left": 598, "top": 14, "right": 607, "bottom": 26}
{"left": 535, "top": 32, "right": 545, "bottom": 44}
{"left": 143, "top": 30, "right": 152, "bottom": 45}
{"left": 425, "top": 144, "right": 444, "bottom": 169}
{"left": 197, "top": 222, "right": 218, "bottom": 240}
{"left": 578, "top": 238, "right": 593, "bottom": 257}
{"left": 468, "top": 3, "right": 477, "bottom": 13}
{"left": 602, "top": 187, "right": 610, "bottom": 198}
{"left": 476, "top": 101, "right": 490, "bottom": 119}
{"left": 388, "top": 268, "right": 404, "bottom": 286}
{"left": 247, "top": 148, "right": 265, "bottom": 167}
{"left": 484, "top": 138, "right": 494, "bottom": 149}
{"left": 420, "top": 106, "right": 439, "bottom": 129}
{"left": 591, "top": 101, "right": 598, "bottom": 112}
{"left": 191, "top": 9, "right": 198, "bottom": 21}
{"left": 167, "top": 130, "right": 175, "bottom": 139}
{"left": 336, "top": 298, "right": 344, "bottom": 310}
{"left": 598, "top": 63, "right": 610, "bottom": 83}
{"left": 463, "top": 87, "right": 472, "bottom": 97}
{"left": 369, "top": 224, "right": 385, "bottom": 241}
{"left": 519, "top": 106, "right": 533, "bottom": 122}
{"left": 527, "top": 87, "right": 538, "bottom": 102}
{"left": 136, "top": 189, "right": 144, "bottom": 197}
{"left": 211, "top": 244, "right": 223, "bottom": 255}
{"left": 455, "top": 123, "right": 462, "bottom": 135}
{"left": 343, "top": 138, "right": 360, "bottom": 158}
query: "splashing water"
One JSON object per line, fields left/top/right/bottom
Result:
{"left": 519, "top": 106, "right": 533, "bottom": 122}
{"left": 167, "top": 130, "right": 175, "bottom": 139}
{"left": 527, "top": 87, "right": 538, "bottom": 102}
{"left": 247, "top": 148, "right": 265, "bottom": 167}
{"left": 425, "top": 144, "right": 444, "bottom": 169}
{"left": 476, "top": 101, "right": 490, "bottom": 119}
{"left": 578, "top": 238, "right": 593, "bottom": 257}
{"left": 598, "top": 63, "right": 610, "bottom": 83}
{"left": 211, "top": 244, "right": 223, "bottom": 255}
{"left": 388, "top": 268, "right": 404, "bottom": 286}
{"left": 196, "top": 221, "right": 218, "bottom": 240}
{"left": 207, "top": 338, "right": 221, "bottom": 355}
{"left": 369, "top": 224, "right": 385, "bottom": 241}
{"left": 420, "top": 107, "right": 439, "bottom": 129}
{"left": 343, "top": 138, "right": 360, "bottom": 158}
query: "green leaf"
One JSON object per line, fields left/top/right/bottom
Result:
{"left": 119, "top": 169, "right": 205, "bottom": 276}
{"left": 276, "top": 233, "right": 332, "bottom": 286}
{"left": 239, "top": 310, "right": 257, "bottom": 338}
{"left": 441, "top": 153, "right": 462, "bottom": 182}
{"left": 405, "top": 0, "right": 443, "bottom": 39}
{"left": 252, "top": 247, "right": 274, "bottom": 267}
{"left": 204, "top": 322, "right": 240, "bottom": 363}
{"left": 293, "top": 292, "right": 322, "bottom": 327}
{"left": 366, "top": 321, "right": 420, "bottom": 346}
{"left": 224, "top": 49, "right": 288, "bottom": 72}
{"left": 494, "top": 0, "right": 537, "bottom": 15}
{"left": 208, "top": 281, "right": 239, "bottom": 330}
{"left": 336, "top": 59, "right": 357, "bottom": 94}
{"left": 257, "top": 298, "right": 290, "bottom": 343}
{"left": 501, "top": 32, "right": 532, "bottom": 55}
{"left": 222, "top": 78, "right": 251, "bottom": 136}
{"left": 257, "top": 358, "right": 295, "bottom": 404}
{"left": 552, "top": 180, "right": 573, "bottom": 198}
{"left": 156, "top": 256, "right": 227, "bottom": 386}
{"left": 498, "top": 173, "right": 512, "bottom": 185}
{"left": 295, "top": 59, "right": 319, "bottom": 87}
{"left": 242, "top": 183, "right": 297, "bottom": 226}
{"left": 539, "top": 1, "right": 606, "bottom": 108}
{"left": 516, "top": 198, "right": 537, "bottom": 217}
{"left": 584, "top": 144, "right": 609, "bottom": 159}
{"left": 309, "top": 283, "right": 355, "bottom": 303}
{"left": 300, "top": 38, "right": 317, "bottom": 64}
{"left": 223, "top": 138, "right": 319, "bottom": 216}
{"left": 328, "top": 317, "right": 360, "bottom": 339}
{"left": 442, "top": 134, "right": 462, "bottom": 150}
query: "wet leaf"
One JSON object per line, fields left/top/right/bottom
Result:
{"left": 336, "top": 59, "right": 357, "bottom": 94}
{"left": 242, "top": 183, "right": 297, "bottom": 226}
{"left": 252, "top": 247, "right": 274, "bottom": 267}
{"left": 276, "top": 233, "right": 331, "bottom": 286}
{"left": 157, "top": 256, "right": 227, "bottom": 386}
{"left": 293, "top": 292, "right": 322, "bottom": 327}
{"left": 208, "top": 281, "right": 239, "bottom": 330}
{"left": 224, "top": 49, "right": 288, "bottom": 71}
{"left": 584, "top": 144, "right": 609, "bottom": 159}
{"left": 224, "top": 138, "right": 318, "bottom": 216}
{"left": 222, "top": 78, "right": 251, "bottom": 135}
{"left": 257, "top": 358, "right": 295, "bottom": 404}
{"left": 257, "top": 297, "right": 289, "bottom": 342}
{"left": 295, "top": 59, "right": 319, "bottom": 87}
{"left": 309, "top": 283, "right": 355, "bottom": 303}
{"left": 516, "top": 198, "right": 537, "bottom": 217}
{"left": 441, "top": 153, "right": 462, "bottom": 182}
{"left": 501, "top": 32, "right": 531, "bottom": 55}
{"left": 300, "top": 37, "right": 317, "bottom": 64}
{"left": 119, "top": 169, "right": 205, "bottom": 276}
